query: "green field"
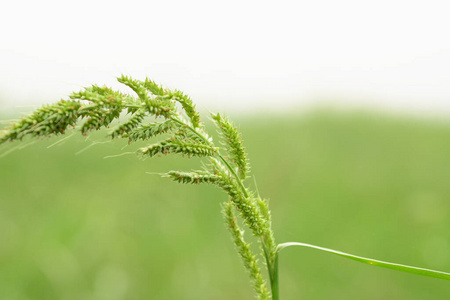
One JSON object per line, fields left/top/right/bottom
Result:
{"left": 1, "top": 110, "right": 449, "bottom": 300}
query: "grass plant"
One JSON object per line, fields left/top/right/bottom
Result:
{"left": 1, "top": 76, "right": 449, "bottom": 299}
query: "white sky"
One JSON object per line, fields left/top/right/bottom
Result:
{"left": 1, "top": 0, "right": 450, "bottom": 116}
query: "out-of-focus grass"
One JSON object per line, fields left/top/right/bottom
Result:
{"left": 1, "top": 110, "right": 450, "bottom": 300}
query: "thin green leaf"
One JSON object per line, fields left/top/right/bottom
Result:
{"left": 277, "top": 242, "right": 450, "bottom": 281}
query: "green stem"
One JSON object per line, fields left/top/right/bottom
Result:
{"left": 261, "top": 237, "right": 276, "bottom": 298}
{"left": 272, "top": 250, "right": 280, "bottom": 300}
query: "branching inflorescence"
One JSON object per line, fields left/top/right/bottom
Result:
{"left": 0, "top": 75, "right": 276, "bottom": 299}
{"left": 1, "top": 75, "right": 449, "bottom": 300}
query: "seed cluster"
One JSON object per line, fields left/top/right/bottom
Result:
{"left": 138, "top": 139, "right": 216, "bottom": 158}
{"left": 0, "top": 75, "right": 276, "bottom": 300}
{"left": 124, "top": 119, "right": 175, "bottom": 142}
{"left": 0, "top": 100, "right": 82, "bottom": 142}
{"left": 212, "top": 113, "right": 249, "bottom": 179}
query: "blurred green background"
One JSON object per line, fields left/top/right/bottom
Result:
{"left": 1, "top": 109, "right": 450, "bottom": 300}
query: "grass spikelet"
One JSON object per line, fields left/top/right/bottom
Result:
{"left": 117, "top": 75, "right": 150, "bottom": 102}
{"left": 212, "top": 112, "right": 249, "bottom": 179}
{"left": 210, "top": 158, "right": 265, "bottom": 237}
{"left": 117, "top": 75, "right": 175, "bottom": 118}
{"left": 142, "top": 78, "right": 165, "bottom": 96}
{"left": 79, "top": 107, "right": 122, "bottom": 135}
{"left": 257, "top": 198, "right": 277, "bottom": 266}
{"left": 223, "top": 201, "right": 270, "bottom": 300}
{"left": 0, "top": 100, "right": 82, "bottom": 143}
{"left": 166, "top": 90, "right": 201, "bottom": 128}
{"left": 142, "top": 98, "right": 175, "bottom": 119}
{"left": 166, "top": 170, "right": 220, "bottom": 184}
{"left": 70, "top": 85, "right": 128, "bottom": 109}
{"left": 109, "top": 109, "right": 147, "bottom": 139}
{"left": 126, "top": 119, "right": 176, "bottom": 142}
{"left": 138, "top": 138, "right": 216, "bottom": 158}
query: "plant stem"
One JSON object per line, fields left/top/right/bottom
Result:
{"left": 271, "top": 250, "right": 280, "bottom": 300}
{"left": 261, "top": 237, "right": 276, "bottom": 299}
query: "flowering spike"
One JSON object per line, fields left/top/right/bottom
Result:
{"left": 165, "top": 170, "right": 220, "bottom": 184}
{"left": 0, "top": 75, "right": 276, "bottom": 300}
{"left": 166, "top": 89, "right": 201, "bottom": 128}
{"left": 125, "top": 119, "right": 176, "bottom": 142}
{"left": 211, "top": 113, "right": 249, "bottom": 179}
{"left": 223, "top": 202, "right": 270, "bottom": 299}
{"left": 142, "top": 78, "right": 165, "bottom": 96}
{"left": 138, "top": 138, "right": 216, "bottom": 158}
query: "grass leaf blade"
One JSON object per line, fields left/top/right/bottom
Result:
{"left": 277, "top": 242, "right": 450, "bottom": 281}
